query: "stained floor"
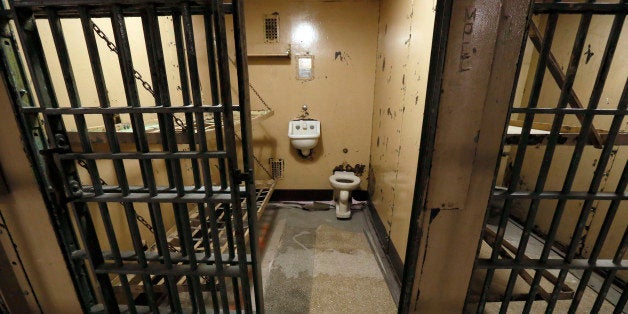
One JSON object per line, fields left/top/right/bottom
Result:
{"left": 258, "top": 202, "right": 397, "bottom": 313}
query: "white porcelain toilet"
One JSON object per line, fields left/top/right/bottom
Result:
{"left": 329, "top": 171, "right": 361, "bottom": 219}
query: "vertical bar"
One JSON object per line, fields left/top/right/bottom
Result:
{"left": 569, "top": 83, "right": 628, "bottom": 313}
{"left": 78, "top": 7, "right": 137, "bottom": 312}
{"left": 173, "top": 10, "right": 230, "bottom": 311}
{"left": 232, "top": 0, "right": 264, "bottom": 311}
{"left": 140, "top": 6, "right": 184, "bottom": 312}
{"left": 171, "top": 12, "right": 201, "bottom": 190}
{"left": 213, "top": 0, "right": 252, "bottom": 311}
{"left": 170, "top": 16, "right": 198, "bottom": 282}
{"left": 204, "top": 5, "right": 236, "bottom": 266}
{"left": 477, "top": 12, "right": 559, "bottom": 313}
{"left": 499, "top": 11, "right": 592, "bottom": 312}
{"left": 51, "top": 6, "right": 141, "bottom": 312}
{"left": 180, "top": 2, "right": 213, "bottom": 252}
{"left": 181, "top": 2, "right": 206, "bottom": 313}
{"left": 203, "top": 10, "right": 227, "bottom": 189}
{"left": 591, "top": 227, "right": 627, "bottom": 313}
{"left": 198, "top": 5, "right": 237, "bottom": 267}
{"left": 110, "top": 6, "right": 160, "bottom": 312}
{"left": 545, "top": 11, "right": 625, "bottom": 312}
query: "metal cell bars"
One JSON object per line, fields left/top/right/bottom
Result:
{"left": 9, "top": 1, "right": 260, "bottom": 313}
{"left": 467, "top": 1, "right": 628, "bottom": 313}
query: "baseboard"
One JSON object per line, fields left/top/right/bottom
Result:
{"left": 366, "top": 199, "right": 404, "bottom": 286}
{"left": 270, "top": 189, "right": 369, "bottom": 202}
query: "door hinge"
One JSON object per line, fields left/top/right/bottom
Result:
{"left": 40, "top": 148, "right": 81, "bottom": 203}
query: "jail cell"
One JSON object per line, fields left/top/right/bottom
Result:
{"left": 466, "top": 1, "right": 627, "bottom": 313}
{"left": 0, "top": 0, "right": 270, "bottom": 312}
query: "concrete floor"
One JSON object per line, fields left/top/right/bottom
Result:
{"left": 256, "top": 205, "right": 622, "bottom": 313}
{"left": 258, "top": 202, "right": 397, "bottom": 313}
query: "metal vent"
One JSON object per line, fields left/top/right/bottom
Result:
{"left": 264, "top": 13, "right": 279, "bottom": 43}
{"left": 270, "top": 158, "right": 284, "bottom": 179}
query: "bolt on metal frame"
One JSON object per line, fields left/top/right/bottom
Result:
{"left": 3, "top": 0, "right": 262, "bottom": 312}
{"left": 466, "top": 0, "right": 627, "bottom": 313}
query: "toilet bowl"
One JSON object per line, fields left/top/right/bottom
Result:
{"left": 329, "top": 171, "right": 361, "bottom": 219}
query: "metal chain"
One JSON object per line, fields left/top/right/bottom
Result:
{"left": 234, "top": 133, "right": 273, "bottom": 178}
{"left": 227, "top": 56, "right": 272, "bottom": 112}
{"left": 91, "top": 20, "right": 272, "bottom": 114}
{"left": 174, "top": 116, "right": 187, "bottom": 131}
{"left": 226, "top": 56, "right": 274, "bottom": 178}
{"left": 91, "top": 21, "right": 155, "bottom": 96}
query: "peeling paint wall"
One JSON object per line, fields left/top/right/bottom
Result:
{"left": 508, "top": 15, "right": 627, "bottom": 280}
{"left": 369, "top": 0, "right": 435, "bottom": 260}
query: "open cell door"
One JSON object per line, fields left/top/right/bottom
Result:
{"left": 0, "top": 0, "right": 263, "bottom": 312}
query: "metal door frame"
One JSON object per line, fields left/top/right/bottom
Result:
{"left": 0, "top": 0, "right": 262, "bottom": 312}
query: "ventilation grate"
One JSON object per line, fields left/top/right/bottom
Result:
{"left": 269, "top": 158, "right": 284, "bottom": 179}
{"left": 264, "top": 13, "right": 279, "bottom": 43}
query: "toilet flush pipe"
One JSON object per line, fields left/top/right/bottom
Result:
{"left": 297, "top": 148, "right": 313, "bottom": 159}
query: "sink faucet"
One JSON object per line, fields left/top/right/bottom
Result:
{"left": 297, "top": 105, "right": 309, "bottom": 119}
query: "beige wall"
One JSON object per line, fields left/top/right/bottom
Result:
{"left": 241, "top": 0, "right": 379, "bottom": 190}
{"left": 368, "top": 0, "right": 434, "bottom": 260}
{"left": 509, "top": 14, "right": 627, "bottom": 279}
{"left": 0, "top": 78, "right": 82, "bottom": 311}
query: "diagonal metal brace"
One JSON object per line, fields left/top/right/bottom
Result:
{"left": 528, "top": 21, "right": 604, "bottom": 148}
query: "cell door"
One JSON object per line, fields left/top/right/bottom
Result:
{"left": 0, "top": 0, "right": 263, "bottom": 312}
{"left": 466, "top": 0, "right": 627, "bottom": 313}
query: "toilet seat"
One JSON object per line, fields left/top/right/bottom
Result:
{"left": 329, "top": 171, "right": 361, "bottom": 189}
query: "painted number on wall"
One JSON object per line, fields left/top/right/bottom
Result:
{"left": 459, "top": 7, "right": 476, "bottom": 72}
